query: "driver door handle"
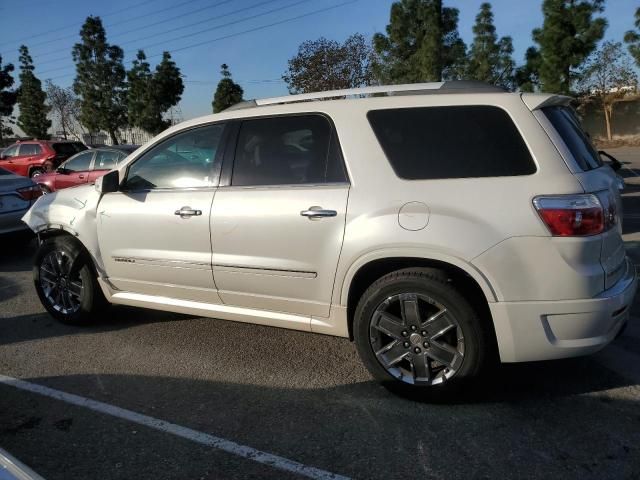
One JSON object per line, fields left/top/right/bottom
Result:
{"left": 300, "top": 207, "right": 337, "bottom": 219}
{"left": 174, "top": 206, "right": 202, "bottom": 218}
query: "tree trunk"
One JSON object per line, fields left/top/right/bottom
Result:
{"left": 604, "top": 104, "right": 612, "bottom": 141}
{"left": 108, "top": 129, "right": 119, "bottom": 145}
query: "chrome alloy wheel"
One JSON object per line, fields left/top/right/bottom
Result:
{"left": 39, "top": 250, "right": 84, "bottom": 315}
{"left": 369, "top": 293, "right": 464, "bottom": 386}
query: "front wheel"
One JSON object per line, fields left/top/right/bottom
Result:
{"left": 354, "top": 268, "right": 489, "bottom": 398}
{"left": 33, "top": 236, "right": 108, "bottom": 325}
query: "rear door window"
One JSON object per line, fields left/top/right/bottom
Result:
{"left": 18, "top": 144, "right": 42, "bottom": 156}
{"left": 367, "top": 106, "right": 536, "bottom": 180}
{"left": 541, "top": 106, "right": 603, "bottom": 171}
{"left": 94, "top": 150, "right": 123, "bottom": 170}
{"left": 63, "top": 151, "right": 94, "bottom": 172}
{"left": 231, "top": 115, "right": 347, "bottom": 186}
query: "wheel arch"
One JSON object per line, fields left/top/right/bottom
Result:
{"left": 37, "top": 228, "right": 100, "bottom": 278}
{"left": 340, "top": 251, "right": 498, "bottom": 341}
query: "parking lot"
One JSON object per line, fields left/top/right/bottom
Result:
{"left": 1, "top": 147, "right": 640, "bottom": 480}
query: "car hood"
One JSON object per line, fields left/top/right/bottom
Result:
{"left": 0, "top": 171, "right": 34, "bottom": 193}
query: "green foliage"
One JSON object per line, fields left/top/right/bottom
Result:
{"left": 283, "top": 34, "right": 374, "bottom": 94}
{"left": 466, "top": 3, "right": 515, "bottom": 89}
{"left": 16, "top": 45, "right": 51, "bottom": 139}
{"left": 624, "top": 8, "right": 640, "bottom": 67}
{"left": 0, "top": 55, "right": 17, "bottom": 143}
{"left": 212, "top": 64, "right": 243, "bottom": 113}
{"left": 520, "top": 0, "right": 607, "bottom": 94}
{"left": 373, "top": 0, "right": 466, "bottom": 83}
{"left": 127, "top": 50, "right": 184, "bottom": 135}
{"left": 72, "top": 16, "right": 127, "bottom": 145}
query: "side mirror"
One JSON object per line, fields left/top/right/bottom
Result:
{"left": 599, "top": 150, "right": 623, "bottom": 172}
{"left": 96, "top": 169, "right": 119, "bottom": 194}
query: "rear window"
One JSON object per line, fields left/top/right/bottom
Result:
{"left": 542, "top": 106, "right": 603, "bottom": 171}
{"left": 367, "top": 106, "right": 536, "bottom": 180}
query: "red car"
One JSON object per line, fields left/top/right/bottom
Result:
{"left": 35, "top": 145, "right": 138, "bottom": 193}
{"left": 0, "top": 140, "right": 87, "bottom": 177}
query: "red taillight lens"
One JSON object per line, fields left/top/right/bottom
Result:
{"left": 533, "top": 194, "right": 605, "bottom": 236}
{"left": 16, "top": 184, "right": 44, "bottom": 201}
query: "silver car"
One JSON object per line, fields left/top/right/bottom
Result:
{"left": 0, "top": 167, "right": 42, "bottom": 235}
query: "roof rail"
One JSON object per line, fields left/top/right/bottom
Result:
{"left": 254, "top": 81, "right": 506, "bottom": 107}
{"left": 222, "top": 81, "right": 507, "bottom": 111}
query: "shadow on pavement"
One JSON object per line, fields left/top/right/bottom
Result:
{"left": 0, "top": 306, "right": 195, "bottom": 347}
{"left": 1, "top": 371, "right": 638, "bottom": 480}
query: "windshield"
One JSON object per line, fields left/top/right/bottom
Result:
{"left": 542, "top": 106, "right": 603, "bottom": 171}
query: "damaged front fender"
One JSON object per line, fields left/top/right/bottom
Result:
{"left": 22, "top": 184, "right": 105, "bottom": 272}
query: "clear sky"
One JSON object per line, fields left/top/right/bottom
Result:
{"left": 0, "top": 0, "right": 638, "bottom": 121}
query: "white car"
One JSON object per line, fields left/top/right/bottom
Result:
{"left": 22, "top": 81, "right": 636, "bottom": 396}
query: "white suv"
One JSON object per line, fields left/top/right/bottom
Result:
{"left": 23, "top": 81, "right": 636, "bottom": 395}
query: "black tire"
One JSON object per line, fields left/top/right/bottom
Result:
{"left": 33, "top": 236, "right": 108, "bottom": 325}
{"left": 354, "top": 268, "right": 489, "bottom": 399}
{"left": 29, "top": 167, "right": 44, "bottom": 178}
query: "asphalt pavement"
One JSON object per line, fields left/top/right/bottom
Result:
{"left": 1, "top": 147, "right": 640, "bottom": 480}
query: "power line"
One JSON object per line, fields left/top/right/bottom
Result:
{"left": 20, "top": 0, "right": 240, "bottom": 64}
{"left": 0, "top": 0, "right": 159, "bottom": 49}
{"left": 36, "top": 0, "right": 315, "bottom": 77}
{"left": 0, "top": 0, "right": 205, "bottom": 58}
{"left": 33, "top": 0, "right": 284, "bottom": 68}
{"left": 44, "top": 0, "right": 357, "bottom": 82}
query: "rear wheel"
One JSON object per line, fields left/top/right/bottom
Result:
{"left": 33, "top": 236, "right": 108, "bottom": 325}
{"left": 354, "top": 268, "right": 488, "bottom": 397}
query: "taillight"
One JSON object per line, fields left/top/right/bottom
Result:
{"left": 533, "top": 194, "right": 606, "bottom": 236}
{"left": 16, "top": 184, "right": 44, "bottom": 201}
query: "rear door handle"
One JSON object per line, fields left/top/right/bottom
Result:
{"left": 174, "top": 206, "right": 202, "bottom": 218}
{"left": 300, "top": 206, "right": 337, "bottom": 219}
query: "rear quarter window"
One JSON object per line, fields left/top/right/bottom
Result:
{"left": 541, "top": 106, "right": 602, "bottom": 171}
{"left": 367, "top": 106, "right": 536, "bottom": 180}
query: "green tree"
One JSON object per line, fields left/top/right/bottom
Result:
{"left": 0, "top": 55, "right": 17, "bottom": 144}
{"left": 515, "top": 47, "right": 542, "bottom": 92}
{"left": 373, "top": 0, "right": 466, "bottom": 83}
{"left": 127, "top": 50, "right": 155, "bottom": 133}
{"left": 466, "top": 3, "right": 515, "bottom": 89}
{"left": 212, "top": 64, "right": 243, "bottom": 113}
{"left": 16, "top": 45, "right": 50, "bottom": 139}
{"left": 519, "top": 0, "right": 607, "bottom": 94}
{"left": 72, "top": 16, "right": 127, "bottom": 145}
{"left": 128, "top": 50, "right": 184, "bottom": 134}
{"left": 624, "top": 7, "right": 640, "bottom": 67}
{"left": 578, "top": 42, "right": 638, "bottom": 140}
{"left": 283, "top": 34, "right": 374, "bottom": 93}
{"left": 153, "top": 52, "right": 184, "bottom": 125}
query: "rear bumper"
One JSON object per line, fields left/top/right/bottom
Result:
{"left": 491, "top": 257, "right": 637, "bottom": 362}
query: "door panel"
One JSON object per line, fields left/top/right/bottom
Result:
{"left": 212, "top": 186, "right": 348, "bottom": 317}
{"left": 97, "top": 122, "right": 227, "bottom": 303}
{"left": 98, "top": 189, "right": 220, "bottom": 303}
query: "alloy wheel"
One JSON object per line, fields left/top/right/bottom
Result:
{"left": 369, "top": 293, "right": 464, "bottom": 386}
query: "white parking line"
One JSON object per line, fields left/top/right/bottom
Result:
{"left": 0, "top": 375, "right": 349, "bottom": 480}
